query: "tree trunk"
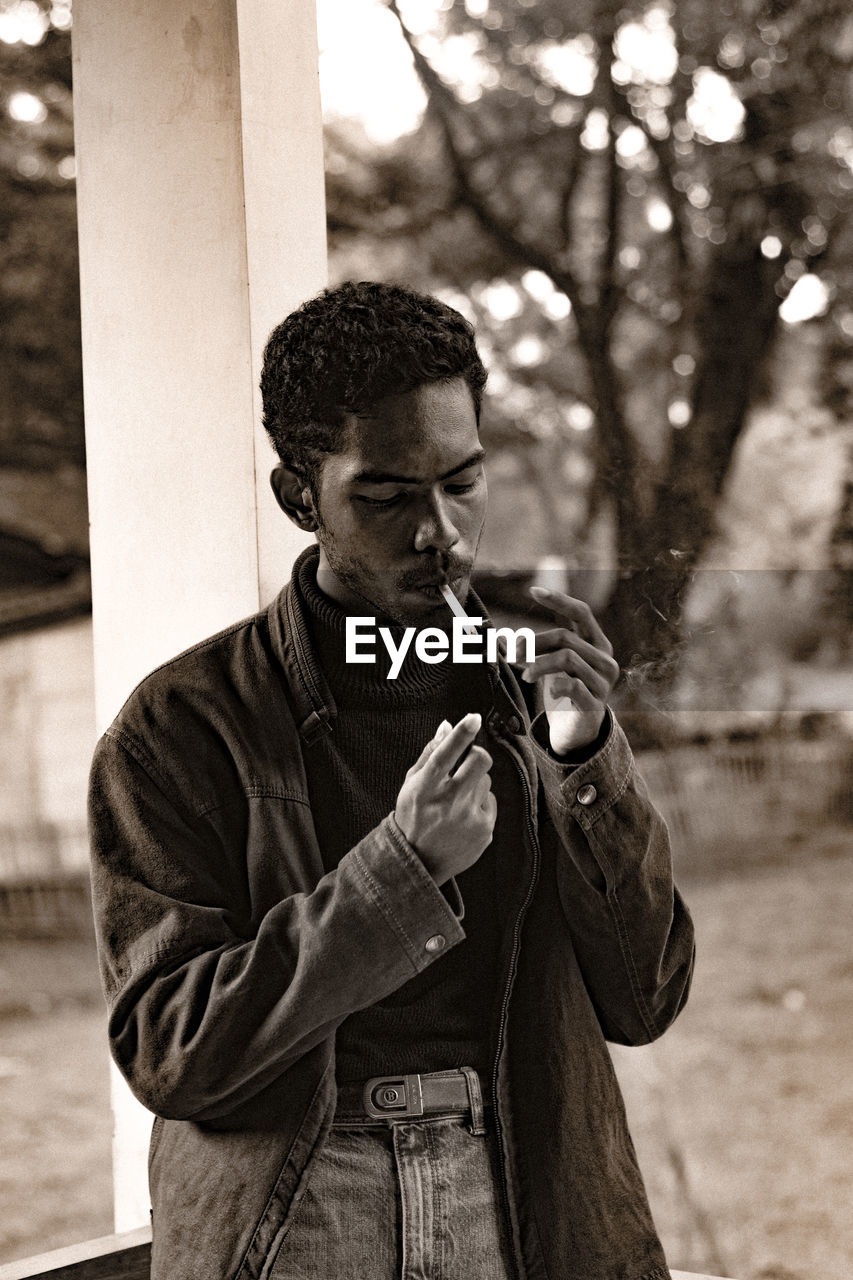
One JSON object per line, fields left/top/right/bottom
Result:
{"left": 601, "top": 233, "right": 783, "bottom": 717}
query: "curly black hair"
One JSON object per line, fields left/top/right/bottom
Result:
{"left": 260, "top": 280, "right": 487, "bottom": 484}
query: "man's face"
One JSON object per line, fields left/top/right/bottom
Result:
{"left": 312, "top": 377, "right": 487, "bottom": 625}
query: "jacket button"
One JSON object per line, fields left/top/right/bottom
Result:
{"left": 576, "top": 783, "right": 597, "bottom": 806}
{"left": 425, "top": 934, "right": 446, "bottom": 953}
{"left": 506, "top": 714, "right": 522, "bottom": 734}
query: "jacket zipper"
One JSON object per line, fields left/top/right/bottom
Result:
{"left": 491, "top": 739, "right": 542, "bottom": 1280}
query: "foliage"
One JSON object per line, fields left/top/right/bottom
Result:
{"left": 1, "top": 0, "right": 850, "bottom": 676}
{"left": 327, "top": 0, "right": 853, "bottom": 671}
{"left": 0, "top": 7, "right": 81, "bottom": 473}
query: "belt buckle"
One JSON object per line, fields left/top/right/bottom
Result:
{"left": 363, "top": 1073, "right": 424, "bottom": 1120}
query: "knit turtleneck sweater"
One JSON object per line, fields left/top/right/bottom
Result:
{"left": 296, "top": 554, "right": 524, "bottom": 1082}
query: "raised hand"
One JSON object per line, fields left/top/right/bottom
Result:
{"left": 394, "top": 713, "right": 496, "bottom": 885}
{"left": 524, "top": 586, "right": 620, "bottom": 756}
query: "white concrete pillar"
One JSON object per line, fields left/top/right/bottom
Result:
{"left": 72, "top": 0, "right": 327, "bottom": 1230}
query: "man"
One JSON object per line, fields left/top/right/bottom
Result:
{"left": 88, "top": 280, "right": 694, "bottom": 1280}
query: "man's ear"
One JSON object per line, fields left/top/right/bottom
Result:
{"left": 270, "top": 464, "right": 318, "bottom": 532}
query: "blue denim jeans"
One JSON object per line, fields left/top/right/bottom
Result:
{"left": 268, "top": 1095, "right": 515, "bottom": 1279}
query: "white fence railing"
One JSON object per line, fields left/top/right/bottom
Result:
{"left": 0, "top": 820, "right": 89, "bottom": 883}
{"left": 0, "top": 821, "right": 90, "bottom": 934}
{"left": 637, "top": 736, "right": 851, "bottom": 854}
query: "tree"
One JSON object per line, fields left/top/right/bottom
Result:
{"left": 0, "top": 6, "right": 81, "bottom": 472}
{"left": 0, "top": 3, "right": 89, "bottom": 621}
{"left": 327, "top": 0, "right": 853, "bottom": 682}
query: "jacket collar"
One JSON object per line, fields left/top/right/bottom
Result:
{"left": 267, "top": 546, "right": 337, "bottom": 746}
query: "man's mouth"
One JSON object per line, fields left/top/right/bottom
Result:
{"left": 408, "top": 575, "right": 466, "bottom": 598}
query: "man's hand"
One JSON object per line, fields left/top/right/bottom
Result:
{"left": 395, "top": 713, "right": 496, "bottom": 885}
{"left": 523, "top": 585, "right": 620, "bottom": 756}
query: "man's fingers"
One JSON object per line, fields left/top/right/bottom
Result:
{"left": 480, "top": 787, "right": 497, "bottom": 827}
{"left": 450, "top": 744, "right": 493, "bottom": 790}
{"left": 407, "top": 720, "right": 452, "bottom": 775}
{"left": 546, "top": 677, "right": 599, "bottom": 717}
{"left": 522, "top": 649, "right": 612, "bottom": 701}
{"left": 426, "top": 712, "right": 482, "bottom": 777}
{"left": 474, "top": 772, "right": 495, "bottom": 810}
{"left": 532, "top": 628, "right": 620, "bottom": 682}
{"left": 529, "top": 585, "right": 613, "bottom": 654}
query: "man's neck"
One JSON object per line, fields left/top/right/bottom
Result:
{"left": 315, "top": 556, "right": 375, "bottom": 617}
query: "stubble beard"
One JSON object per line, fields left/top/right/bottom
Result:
{"left": 316, "top": 514, "right": 484, "bottom": 627}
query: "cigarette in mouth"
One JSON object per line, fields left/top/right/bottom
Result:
{"left": 439, "top": 580, "right": 479, "bottom": 636}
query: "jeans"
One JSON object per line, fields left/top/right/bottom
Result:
{"left": 269, "top": 1092, "right": 515, "bottom": 1279}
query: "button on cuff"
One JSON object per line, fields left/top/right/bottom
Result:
{"left": 374, "top": 815, "right": 466, "bottom": 972}
{"left": 425, "top": 934, "right": 446, "bottom": 954}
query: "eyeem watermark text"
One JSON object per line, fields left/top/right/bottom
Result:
{"left": 346, "top": 616, "right": 536, "bottom": 680}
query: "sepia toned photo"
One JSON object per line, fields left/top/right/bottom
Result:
{"left": 1, "top": 3, "right": 851, "bottom": 1279}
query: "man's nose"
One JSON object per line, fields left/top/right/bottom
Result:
{"left": 412, "top": 492, "right": 459, "bottom": 554}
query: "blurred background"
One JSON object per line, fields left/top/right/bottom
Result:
{"left": 0, "top": 0, "right": 851, "bottom": 1275}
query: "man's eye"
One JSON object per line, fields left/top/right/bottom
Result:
{"left": 356, "top": 493, "right": 403, "bottom": 508}
{"left": 445, "top": 477, "right": 480, "bottom": 495}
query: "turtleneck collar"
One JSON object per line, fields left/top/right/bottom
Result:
{"left": 296, "top": 550, "right": 466, "bottom": 702}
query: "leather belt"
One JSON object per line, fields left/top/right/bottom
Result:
{"left": 336, "top": 1069, "right": 487, "bottom": 1121}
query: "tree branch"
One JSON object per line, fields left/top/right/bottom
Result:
{"left": 611, "top": 82, "right": 691, "bottom": 295}
{"left": 558, "top": 121, "right": 587, "bottom": 252}
{"left": 599, "top": 29, "right": 623, "bottom": 334}
{"left": 385, "top": 2, "right": 586, "bottom": 314}
{"left": 385, "top": 0, "right": 649, "bottom": 565}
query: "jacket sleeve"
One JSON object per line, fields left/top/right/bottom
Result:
{"left": 530, "top": 708, "right": 695, "bottom": 1045}
{"left": 88, "top": 731, "right": 465, "bottom": 1123}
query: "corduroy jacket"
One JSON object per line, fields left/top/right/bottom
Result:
{"left": 88, "top": 546, "right": 695, "bottom": 1280}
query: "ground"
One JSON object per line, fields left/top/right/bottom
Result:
{"left": 0, "top": 828, "right": 851, "bottom": 1277}
{"left": 0, "top": 936, "right": 112, "bottom": 1263}
{"left": 612, "top": 826, "right": 853, "bottom": 1279}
